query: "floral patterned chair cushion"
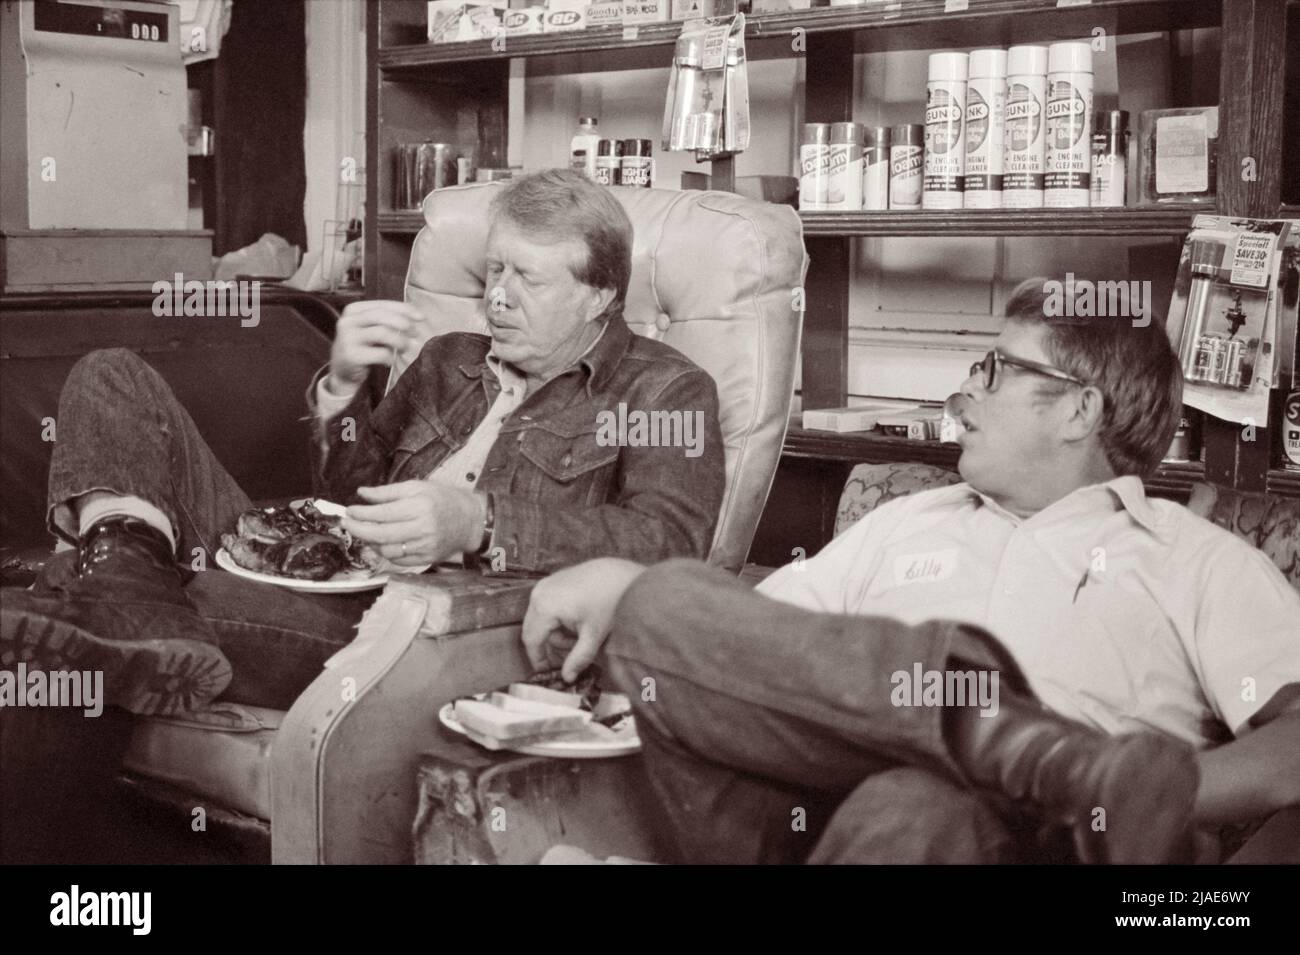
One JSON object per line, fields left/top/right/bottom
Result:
{"left": 1186, "top": 482, "right": 1300, "bottom": 593}
{"left": 835, "top": 462, "right": 962, "bottom": 537}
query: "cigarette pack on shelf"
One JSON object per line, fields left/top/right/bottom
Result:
{"left": 427, "top": 1, "right": 506, "bottom": 42}
{"left": 1165, "top": 215, "right": 1293, "bottom": 426}
{"left": 542, "top": 0, "right": 587, "bottom": 31}
{"left": 1138, "top": 107, "right": 1218, "bottom": 206}
{"left": 661, "top": 14, "right": 750, "bottom": 160}
{"left": 876, "top": 408, "right": 941, "bottom": 439}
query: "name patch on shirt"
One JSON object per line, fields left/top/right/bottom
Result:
{"left": 892, "top": 549, "right": 958, "bottom": 588}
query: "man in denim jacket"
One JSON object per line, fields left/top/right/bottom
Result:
{"left": 1, "top": 169, "right": 724, "bottom": 714}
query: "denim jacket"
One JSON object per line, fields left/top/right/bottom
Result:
{"left": 311, "top": 318, "right": 725, "bottom": 575}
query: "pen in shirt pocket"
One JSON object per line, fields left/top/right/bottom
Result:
{"left": 1072, "top": 567, "right": 1090, "bottom": 603}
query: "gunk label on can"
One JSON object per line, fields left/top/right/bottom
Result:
{"left": 924, "top": 86, "right": 965, "bottom": 207}
{"left": 964, "top": 84, "right": 1005, "bottom": 204}
{"left": 1003, "top": 80, "right": 1045, "bottom": 205}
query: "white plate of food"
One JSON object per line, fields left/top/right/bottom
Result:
{"left": 216, "top": 499, "right": 388, "bottom": 594}
{"left": 439, "top": 682, "right": 640, "bottom": 759}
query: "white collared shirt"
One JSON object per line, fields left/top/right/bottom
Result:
{"left": 757, "top": 476, "right": 1300, "bottom": 748}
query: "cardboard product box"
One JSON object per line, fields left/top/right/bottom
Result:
{"left": 427, "top": 1, "right": 506, "bottom": 42}
{"left": 747, "top": 0, "right": 810, "bottom": 10}
{"left": 586, "top": 1, "right": 624, "bottom": 28}
{"left": 802, "top": 405, "right": 901, "bottom": 433}
{"left": 500, "top": 6, "right": 544, "bottom": 33}
{"left": 623, "top": 0, "right": 670, "bottom": 22}
{"left": 542, "top": 0, "right": 587, "bottom": 31}
{"left": 671, "top": 0, "right": 735, "bottom": 19}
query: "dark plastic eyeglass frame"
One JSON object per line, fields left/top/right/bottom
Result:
{"left": 969, "top": 349, "right": 1089, "bottom": 392}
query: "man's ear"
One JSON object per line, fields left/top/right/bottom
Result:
{"left": 583, "top": 285, "right": 616, "bottom": 324}
{"left": 1061, "top": 385, "right": 1106, "bottom": 442}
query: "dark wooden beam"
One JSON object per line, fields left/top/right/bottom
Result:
{"left": 801, "top": 236, "right": 850, "bottom": 410}
{"left": 1202, "top": 0, "right": 1288, "bottom": 492}
{"left": 799, "top": 30, "right": 855, "bottom": 411}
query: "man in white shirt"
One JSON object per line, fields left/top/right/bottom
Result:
{"left": 519, "top": 278, "right": 1300, "bottom": 864}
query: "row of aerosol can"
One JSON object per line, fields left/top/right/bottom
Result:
{"left": 927, "top": 43, "right": 1096, "bottom": 208}
{"left": 799, "top": 123, "right": 924, "bottom": 211}
{"left": 801, "top": 42, "right": 1105, "bottom": 211}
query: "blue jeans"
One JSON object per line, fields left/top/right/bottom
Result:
{"left": 44, "top": 348, "right": 373, "bottom": 710}
{"left": 605, "top": 559, "right": 1050, "bottom": 864}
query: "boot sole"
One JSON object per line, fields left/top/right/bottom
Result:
{"left": 0, "top": 599, "right": 231, "bottom": 717}
{"left": 1075, "top": 733, "right": 1199, "bottom": 864}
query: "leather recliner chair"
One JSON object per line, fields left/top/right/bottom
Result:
{"left": 121, "top": 182, "right": 809, "bottom": 862}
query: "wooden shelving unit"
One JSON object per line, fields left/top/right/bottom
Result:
{"left": 367, "top": 0, "right": 1298, "bottom": 561}
{"left": 379, "top": 206, "right": 1198, "bottom": 238}
{"left": 799, "top": 208, "right": 1196, "bottom": 237}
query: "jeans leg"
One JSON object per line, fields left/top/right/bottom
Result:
{"left": 633, "top": 725, "right": 841, "bottom": 864}
{"left": 46, "top": 348, "right": 251, "bottom": 559}
{"left": 604, "top": 559, "right": 1031, "bottom": 864}
{"left": 806, "top": 767, "right": 1016, "bottom": 864}
{"left": 184, "top": 570, "right": 379, "bottom": 710}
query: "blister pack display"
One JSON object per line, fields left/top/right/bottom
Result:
{"left": 661, "top": 14, "right": 750, "bottom": 161}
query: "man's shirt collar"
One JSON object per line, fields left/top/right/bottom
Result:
{"left": 470, "top": 317, "right": 630, "bottom": 397}
{"left": 967, "top": 474, "right": 1166, "bottom": 538}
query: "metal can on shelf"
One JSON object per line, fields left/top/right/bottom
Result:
{"left": 863, "top": 126, "right": 890, "bottom": 210}
{"left": 889, "top": 124, "right": 924, "bottom": 210}
{"left": 620, "top": 139, "right": 654, "bottom": 187}
{"left": 923, "top": 51, "right": 968, "bottom": 210}
{"left": 827, "top": 122, "right": 864, "bottom": 210}
{"left": 594, "top": 139, "right": 624, "bottom": 185}
{"left": 800, "top": 123, "right": 832, "bottom": 210}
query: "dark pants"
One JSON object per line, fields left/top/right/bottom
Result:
{"left": 45, "top": 348, "right": 373, "bottom": 710}
{"left": 606, "top": 560, "right": 1050, "bottom": 864}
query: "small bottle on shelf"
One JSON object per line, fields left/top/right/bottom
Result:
{"left": 570, "top": 116, "right": 600, "bottom": 180}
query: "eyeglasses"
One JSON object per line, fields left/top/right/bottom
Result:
{"left": 968, "top": 349, "right": 1089, "bottom": 392}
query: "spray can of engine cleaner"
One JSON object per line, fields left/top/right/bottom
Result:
{"left": 964, "top": 49, "right": 1006, "bottom": 208}
{"left": 923, "top": 52, "right": 967, "bottom": 210}
{"left": 1003, "top": 45, "right": 1047, "bottom": 208}
{"left": 1044, "top": 41, "right": 1093, "bottom": 208}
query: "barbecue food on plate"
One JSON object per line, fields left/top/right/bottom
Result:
{"left": 220, "top": 500, "right": 378, "bottom": 581}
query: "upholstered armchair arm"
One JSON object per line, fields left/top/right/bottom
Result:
{"left": 270, "top": 571, "right": 537, "bottom": 864}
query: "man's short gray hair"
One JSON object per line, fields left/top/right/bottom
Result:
{"left": 488, "top": 169, "right": 633, "bottom": 324}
